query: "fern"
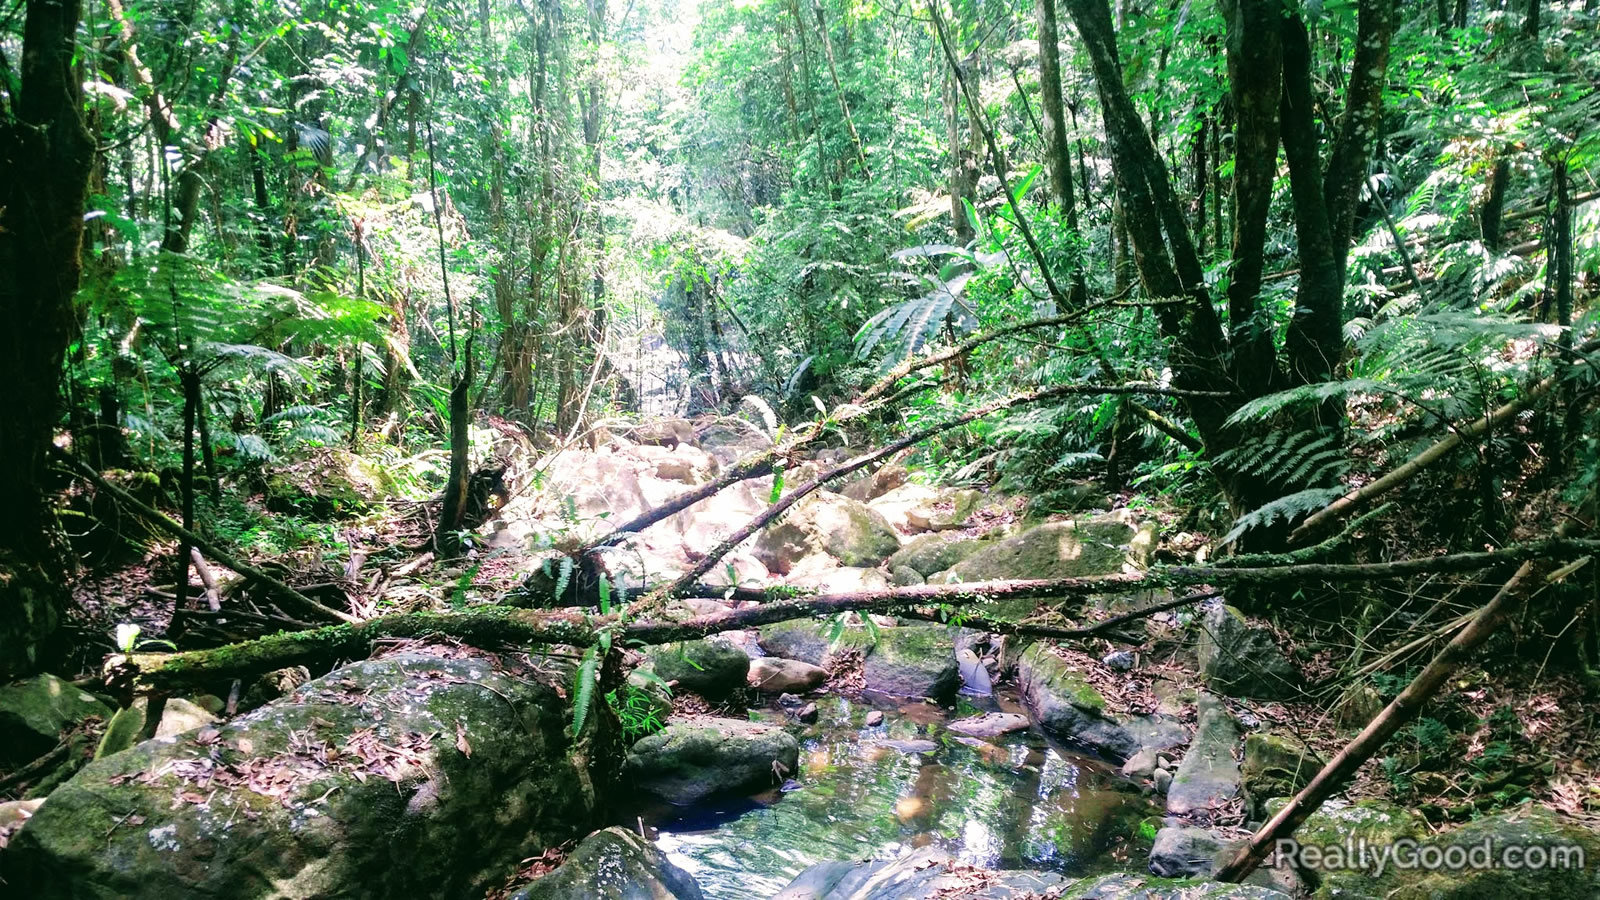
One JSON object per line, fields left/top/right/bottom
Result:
{"left": 570, "top": 646, "right": 599, "bottom": 736}
{"left": 1221, "top": 487, "right": 1346, "bottom": 545}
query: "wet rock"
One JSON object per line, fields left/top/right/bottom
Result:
{"left": 863, "top": 710, "right": 885, "bottom": 727}
{"left": 0, "top": 674, "right": 111, "bottom": 767}
{"left": 1241, "top": 732, "right": 1319, "bottom": 815}
{"left": 877, "top": 739, "right": 938, "bottom": 754}
{"left": 512, "top": 826, "right": 704, "bottom": 899}
{"left": 1017, "top": 644, "right": 1139, "bottom": 762}
{"left": 1153, "top": 768, "right": 1173, "bottom": 793}
{"left": 859, "top": 625, "right": 958, "bottom": 700}
{"left": 748, "top": 657, "right": 828, "bottom": 693}
{"left": 1167, "top": 696, "right": 1242, "bottom": 823}
{"left": 624, "top": 717, "right": 798, "bottom": 805}
{"left": 753, "top": 491, "right": 901, "bottom": 573}
{"left": 778, "top": 693, "right": 804, "bottom": 709}
{"left": 946, "top": 712, "right": 1030, "bottom": 739}
{"left": 1, "top": 653, "right": 596, "bottom": 899}
{"left": 1196, "top": 605, "right": 1298, "bottom": 700}
{"left": 796, "top": 703, "right": 820, "bottom": 723}
{"left": 886, "top": 533, "right": 986, "bottom": 578}
{"left": 649, "top": 639, "right": 750, "bottom": 700}
{"left": 1149, "top": 824, "right": 1225, "bottom": 877}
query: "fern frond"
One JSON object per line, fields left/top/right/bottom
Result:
{"left": 1221, "top": 487, "right": 1346, "bottom": 545}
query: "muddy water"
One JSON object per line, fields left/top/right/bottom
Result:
{"left": 618, "top": 694, "right": 1157, "bottom": 899}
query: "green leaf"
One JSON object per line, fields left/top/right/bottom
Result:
{"left": 570, "top": 647, "right": 599, "bottom": 737}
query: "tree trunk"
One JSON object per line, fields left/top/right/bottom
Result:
{"left": 0, "top": 0, "right": 95, "bottom": 677}
{"left": 1036, "top": 0, "right": 1087, "bottom": 306}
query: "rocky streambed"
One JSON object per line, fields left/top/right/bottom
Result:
{"left": 4, "top": 418, "right": 1599, "bottom": 898}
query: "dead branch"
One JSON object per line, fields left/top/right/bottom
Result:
{"left": 54, "top": 448, "right": 360, "bottom": 625}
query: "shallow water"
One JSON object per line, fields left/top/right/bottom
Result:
{"left": 617, "top": 693, "right": 1156, "bottom": 899}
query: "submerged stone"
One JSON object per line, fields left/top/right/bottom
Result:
{"left": 511, "top": 826, "right": 704, "bottom": 900}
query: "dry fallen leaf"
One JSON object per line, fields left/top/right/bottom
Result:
{"left": 455, "top": 721, "right": 472, "bottom": 758}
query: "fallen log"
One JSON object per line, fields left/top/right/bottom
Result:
{"left": 108, "top": 539, "right": 1600, "bottom": 693}
{"left": 1213, "top": 558, "right": 1553, "bottom": 882}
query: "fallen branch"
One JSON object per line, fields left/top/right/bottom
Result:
{"left": 109, "top": 539, "right": 1600, "bottom": 692}
{"left": 54, "top": 449, "right": 360, "bottom": 625}
{"left": 1287, "top": 341, "right": 1598, "bottom": 545}
{"left": 1213, "top": 559, "right": 1551, "bottom": 881}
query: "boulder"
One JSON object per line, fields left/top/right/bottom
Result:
{"left": 889, "top": 565, "right": 925, "bottom": 586}
{"left": 790, "top": 566, "right": 891, "bottom": 593}
{"left": 539, "top": 450, "right": 652, "bottom": 524}
{"left": 868, "top": 485, "right": 980, "bottom": 534}
{"left": 759, "top": 620, "right": 833, "bottom": 667}
{"left": 840, "top": 464, "right": 908, "bottom": 504}
{"left": 946, "top": 712, "right": 1030, "bottom": 739}
{"left": 701, "top": 552, "right": 769, "bottom": 587}
{"left": 937, "top": 518, "right": 1136, "bottom": 585}
{"left": 1149, "top": 824, "right": 1225, "bottom": 877}
{"left": 263, "top": 448, "right": 390, "bottom": 517}
{"left": 1017, "top": 644, "right": 1183, "bottom": 763}
{"left": 696, "top": 421, "right": 772, "bottom": 466}
{"left": 748, "top": 657, "right": 828, "bottom": 693}
{"left": 129, "top": 697, "right": 219, "bottom": 741}
{"left": 623, "top": 717, "right": 799, "bottom": 805}
{"left": 1376, "top": 807, "right": 1600, "bottom": 900}
{"left": 649, "top": 639, "right": 750, "bottom": 699}
{"left": 1, "top": 653, "right": 597, "bottom": 899}
{"left": 629, "top": 418, "right": 698, "bottom": 448}
{"left": 510, "top": 827, "right": 704, "bottom": 900}
{"left": 0, "top": 674, "right": 111, "bottom": 767}
{"left": 1166, "top": 697, "right": 1242, "bottom": 823}
{"left": 754, "top": 491, "right": 901, "bottom": 573}
{"left": 652, "top": 445, "right": 720, "bottom": 485}
{"left": 1265, "top": 796, "right": 1421, "bottom": 899}
{"left": 1241, "top": 733, "right": 1319, "bottom": 815}
{"left": 859, "top": 625, "right": 958, "bottom": 700}
{"left": 887, "top": 533, "right": 987, "bottom": 578}
{"left": 1197, "top": 604, "right": 1298, "bottom": 700}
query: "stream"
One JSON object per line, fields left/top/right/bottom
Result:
{"left": 616, "top": 693, "right": 1158, "bottom": 899}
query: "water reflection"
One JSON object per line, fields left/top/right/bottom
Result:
{"left": 617, "top": 695, "right": 1156, "bottom": 900}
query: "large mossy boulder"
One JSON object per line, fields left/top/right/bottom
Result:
{"left": 649, "top": 639, "right": 750, "bottom": 699}
{"left": 1197, "top": 604, "right": 1299, "bottom": 700}
{"left": 753, "top": 491, "right": 901, "bottom": 573}
{"left": 0, "top": 673, "right": 111, "bottom": 767}
{"left": 1016, "top": 644, "right": 1185, "bottom": 763}
{"left": 887, "top": 533, "right": 987, "bottom": 578}
{"left": 624, "top": 717, "right": 799, "bottom": 805}
{"left": 859, "top": 625, "right": 958, "bottom": 701}
{"left": 263, "top": 448, "right": 389, "bottom": 517}
{"left": 937, "top": 519, "right": 1135, "bottom": 583}
{"left": 0, "top": 653, "right": 598, "bottom": 899}
{"left": 1241, "top": 732, "right": 1319, "bottom": 815}
{"left": 759, "top": 619, "right": 834, "bottom": 666}
{"left": 511, "top": 827, "right": 704, "bottom": 900}
{"left": 1381, "top": 807, "right": 1600, "bottom": 900}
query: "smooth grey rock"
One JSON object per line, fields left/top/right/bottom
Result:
{"left": 947, "top": 712, "right": 1030, "bottom": 739}
{"left": 796, "top": 702, "right": 819, "bottom": 723}
{"left": 1167, "top": 697, "right": 1242, "bottom": 823}
{"left": 511, "top": 827, "right": 703, "bottom": 899}
{"left": 1149, "top": 825, "right": 1224, "bottom": 877}
{"left": 1197, "top": 604, "right": 1298, "bottom": 700}
{"left": 1103, "top": 650, "right": 1135, "bottom": 671}
{"left": 1121, "top": 747, "right": 1160, "bottom": 779}
{"left": 863, "top": 710, "right": 885, "bottom": 727}
{"left": 623, "top": 717, "right": 798, "bottom": 805}
{"left": 889, "top": 565, "right": 925, "bottom": 587}
{"left": 748, "top": 657, "right": 827, "bottom": 694}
